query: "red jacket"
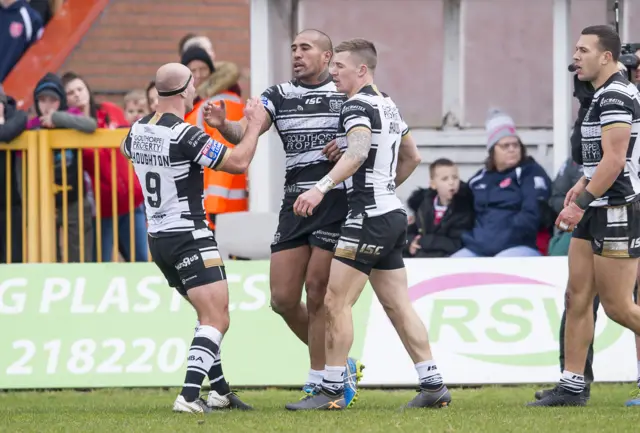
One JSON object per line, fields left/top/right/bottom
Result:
{"left": 82, "top": 102, "right": 144, "bottom": 218}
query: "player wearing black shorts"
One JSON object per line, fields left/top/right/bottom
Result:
{"left": 530, "top": 26, "right": 640, "bottom": 407}
{"left": 121, "top": 62, "right": 265, "bottom": 414}
{"left": 287, "top": 39, "right": 452, "bottom": 411}
{"left": 204, "top": 29, "right": 363, "bottom": 407}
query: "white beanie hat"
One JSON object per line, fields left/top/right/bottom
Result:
{"left": 486, "top": 108, "right": 517, "bottom": 150}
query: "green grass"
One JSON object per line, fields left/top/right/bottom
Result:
{"left": 2, "top": 385, "right": 640, "bottom": 432}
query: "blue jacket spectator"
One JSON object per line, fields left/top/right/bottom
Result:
{"left": 453, "top": 109, "right": 552, "bottom": 258}
{"left": 0, "top": 0, "right": 43, "bottom": 82}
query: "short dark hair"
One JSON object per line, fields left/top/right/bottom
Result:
{"left": 429, "top": 158, "right": 456, "bottom": 178}
{"left": 178, "top": 33, "right": 197, "bottom": 55}
{"left": 297, "top": 29, "right": 333, "bottom": 52}
{"left": 581, "top": 25, "right": 621, "bottom": 61}
{"left": 335, "top": 38, "right": 377, "bottom": 71}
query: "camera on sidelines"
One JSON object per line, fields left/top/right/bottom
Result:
{"left": 619, "top": 43, "right": 640, "bottom": 83}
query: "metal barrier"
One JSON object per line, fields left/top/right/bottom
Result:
{"left": 0, "top": 131, "right": 40, "bottom": 263}
{"left": 1, "top": 129, "right": 152, "bottom": 264}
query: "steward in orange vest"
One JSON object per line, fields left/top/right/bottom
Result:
{"left": 184, "top": 60, "right": 248, "bottom": 231}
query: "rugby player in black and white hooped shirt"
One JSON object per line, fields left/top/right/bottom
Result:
{"left": 202, "top": 29, "right": 364, "bottom": 408}
{"left": 287, "top": 38, "right": 452, "bottom": 411}
{"left": 531, "top": 25, "right": 640, "bottom": 407}
{"left": 120, "top": 62, "right": 266, "bottom": 414}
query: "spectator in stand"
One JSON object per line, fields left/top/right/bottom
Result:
{"left": 547, "top": 157, "right": 583, "bottom": 256}
{"left": 0, "top": 0, "right": 44, "bottom": 82}
{"left": 123, "top": 89, "right": 149, "bottom": 125}
{"left": 182, "top": 46, "right": 248, "bottom": 231}
{"left": 0, "top": 83, "right": 27, "bottom": 263}
{"left": 27, "top": 72, "right": 96, "bottom": 262}
{"left": 27, "top": 0, "right": 62, "bottom": 26}
{"left": 146, "top": 80, "right": 158, "bottom": 113}
{"left": 181, "top": 46, "right": 215, "bottom": 106}
{"left": 178, "top": 32, "right": 215, "bottom": 61}
{"left": 452, "top": 109, "right": 552, "bottom": 258}
{"left": 61, "top": 72, "right": 147, "bottom": 263}
{"left": 404, "top": 159, "right": 474, "bottom": 258}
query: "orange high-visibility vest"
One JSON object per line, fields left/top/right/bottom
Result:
{"left": 185, "top": 91, "right": 248, "bottom": 230}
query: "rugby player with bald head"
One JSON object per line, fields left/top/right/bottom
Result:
{"left": 121, "top": 62, "right": 266, "bottom": 414}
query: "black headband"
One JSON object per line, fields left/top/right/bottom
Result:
{"left": 157, "top": 75, "right": 192, "bottom": 97}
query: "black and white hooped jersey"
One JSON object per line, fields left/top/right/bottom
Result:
{"left": 336, "top": 84, "right": 410, "bottom": 218}
{"left": 260, "top": 76, "right": 347, "bottom": 193}
{"left": 581, "top": 72, "right": 640, "bottom": 206}
{"left": 122, "top": 113, "right": 229, "bottom": 235}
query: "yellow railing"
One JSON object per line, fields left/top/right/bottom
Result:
{"left": 0, "top": 131, "right": 40, "bottom": 263}
{"left": 1, "top": 129, "right": 151, "bottom": 264}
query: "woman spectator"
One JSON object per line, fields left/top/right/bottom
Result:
{"left": 452, "top": 109, "right": 553, "bottom": 258}
{"left": 61, "top": 72, "right": 148, "bottom": 262}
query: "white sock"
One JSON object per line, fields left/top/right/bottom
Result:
{"left": 636, "top": 361, "right": 640, "bottom": 387}
{"left": 194, "top": 320, "right": 200, "bottom": 335}
{"left": 306, "top": 369, "right": 324, "bottom": 386}
{"left": 559, "top": 369, "right": 585, "bottom": 394}
{"left": 322, "top": 365, "right": 346, "bottom": 393}
{"left": 415, "top": 360, "right": 444, "bottom": 389}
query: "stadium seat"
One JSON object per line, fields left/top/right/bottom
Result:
{"left": 215, "top": 211, "right": 279, "bottom": 260}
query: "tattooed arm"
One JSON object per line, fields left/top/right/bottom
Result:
{"left": 217, "top": 116, "right": 272, "bottom": 145}
{"left": 325, "top": 127, "right": 372, "bottom": 184}
{"left": 293, "top": 99, "right": 374, "bottom": 217}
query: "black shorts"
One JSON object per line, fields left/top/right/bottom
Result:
{"left": 271, "top": 189, "right": 348, "bottom": 254}
{"left": 148, "top": 230, "right": 227, "bottom": 297}
{"left": 334, "top": 209, "right": 408, "bottom": 275}
{"left": 572, "top": 201, "right": 640, "bottom": 258}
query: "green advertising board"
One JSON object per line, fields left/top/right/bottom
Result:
{"left": 0, "top": 262, "right": 372, "bottom": 389}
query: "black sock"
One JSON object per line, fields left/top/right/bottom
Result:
{"left": 208, "top": 356, "right": 231, "bottom": 396}
{"left": 180, "top": 326, "right": 220, "bottom": 402}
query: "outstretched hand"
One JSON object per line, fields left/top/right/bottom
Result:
{"left": 243, "top": 97, "right": 267, "bottom": 128}
{"left": 203, "top": 100, "right": 227, "bottom": 128}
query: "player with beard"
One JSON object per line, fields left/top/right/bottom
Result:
{"left": 203, "top": 29, "right": 363, "bottom": 408}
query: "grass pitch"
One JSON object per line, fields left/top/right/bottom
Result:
{"left": 2, "top": 384, "right": 639, "bottom": 432}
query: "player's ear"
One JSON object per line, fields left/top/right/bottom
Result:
{"left": 323, "top": 50, "right": 333, "bottom": 64}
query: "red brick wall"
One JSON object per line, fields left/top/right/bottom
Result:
{"left": 60, "top": 0, "right": 250, "bottom": 105}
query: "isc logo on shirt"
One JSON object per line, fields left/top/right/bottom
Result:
{"left": 201, "top": 139, "right": 223, "bottom": 160}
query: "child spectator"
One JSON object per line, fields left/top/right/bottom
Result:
{"left": 27, "top": 72, "right": 96, "bottom": 262}
{"left": 405, "top": 159, "right": 474, "bottom": 258}
{"left": 123, "top": 89, "right": 149, "bottom": 125}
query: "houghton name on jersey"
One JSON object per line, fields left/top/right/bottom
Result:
{"left": 261, "top": 76, "right": 347, "bottom": 193}
{"left": 336, "top": 85, "right": 410, "bottom": 219}
{"left": 581, "top": 73, "right": 640, "bottom": 206}
{"left": 123, "top": 113, "right": 229, "bottom": 234}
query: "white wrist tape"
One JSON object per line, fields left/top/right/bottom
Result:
{"left": 315, "top": 175, "right": 336, "bottom": 194}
